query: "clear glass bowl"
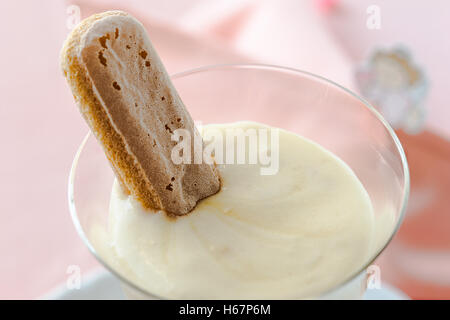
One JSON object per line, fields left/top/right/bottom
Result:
{"left": 69, "top": 64, "right": 409, "bottom": 299}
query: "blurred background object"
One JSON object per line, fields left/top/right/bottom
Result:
{"left": 356, "top": 46, "right": 428, "bottom": 134}
{"left": 0, "top": 0, "right": 448, "bottom": 299}
{"left": 354, "top": 46, "right": 450, "bottom": 299}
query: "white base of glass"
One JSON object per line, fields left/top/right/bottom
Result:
{"left": 42, "top": 268, "right": 409, "bottom": 300}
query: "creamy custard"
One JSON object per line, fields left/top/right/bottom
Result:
{"left": 105, "top": 122, "right": 375, "bottom": 299}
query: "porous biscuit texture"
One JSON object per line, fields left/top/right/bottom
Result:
{"left": 61, "top": 11, "right": 220, "bottom": 215}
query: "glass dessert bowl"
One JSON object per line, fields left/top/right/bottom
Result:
{"left": 69, "top": 64, "right": 409, "bottom": 299}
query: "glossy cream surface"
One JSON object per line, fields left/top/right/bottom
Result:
{"left": 106, "top": 122, "right": 375, "bottom": 299}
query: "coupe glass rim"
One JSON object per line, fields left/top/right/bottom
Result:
{"left": 68, "top": 63, "right": 410, "bottom": 299}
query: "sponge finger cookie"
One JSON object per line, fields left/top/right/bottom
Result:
{"left": 61, "top": 11, "right": 221, "bottom": 215}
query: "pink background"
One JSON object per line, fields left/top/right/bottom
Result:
{"left": 1, "top": 0, "right": 449, "bottom": 299}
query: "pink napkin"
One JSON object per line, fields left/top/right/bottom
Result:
{"left": 72, "top": 0, "right": 353, "bottom": 85}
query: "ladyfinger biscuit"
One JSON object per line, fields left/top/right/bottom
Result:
{"left": 61, "top": 11, "right": 221, "bottom": 215}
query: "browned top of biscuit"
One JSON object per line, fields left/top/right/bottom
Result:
{"left": 61, "top": 11, "right": 221, "bottom": 215}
